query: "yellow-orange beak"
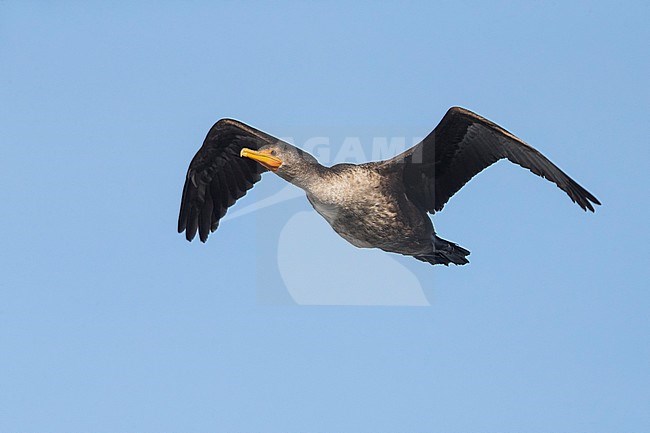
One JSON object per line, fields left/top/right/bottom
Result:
{"left": 240, "top": 148, "right": 282, "bottom": 171}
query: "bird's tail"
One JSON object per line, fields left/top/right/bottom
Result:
{"left": 415, "top": 236, "right": 470, "bottom": 266}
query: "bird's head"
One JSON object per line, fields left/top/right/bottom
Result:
{"left": 240, "top": 143, "right": 319, "bottom": 185}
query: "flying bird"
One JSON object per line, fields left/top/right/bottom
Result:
{"left": 178, "top": 107, "right": 600, "bottom": 265}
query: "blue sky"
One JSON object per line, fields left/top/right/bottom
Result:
{"left": 1, "top": 1, "right": 648, "bottom": 432}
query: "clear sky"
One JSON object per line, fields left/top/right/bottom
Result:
{"left": 1, "top": 1, "right": 648, "bottom": 432}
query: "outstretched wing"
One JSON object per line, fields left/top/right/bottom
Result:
{"left": 387, "top": 107, "right": 600, "bottom": 213}
{"left": 178, "top": 119, "right": 281, "bottom": 242}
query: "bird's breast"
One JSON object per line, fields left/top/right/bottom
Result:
{"left": 306, "top": 177, "right": 431, "bottom": 254}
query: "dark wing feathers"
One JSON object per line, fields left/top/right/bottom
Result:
{"left": 180, "top": 109, "right": 599, "bottom": 244}
{"left": 392, "top": 107, "right": 600, "bottom": 213}
{"left": 178, "top": 118, "right": 278, "bottom": 242}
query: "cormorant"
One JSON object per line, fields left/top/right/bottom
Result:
{"left": 178, "top": 107, "right": 600, "bottom": 265}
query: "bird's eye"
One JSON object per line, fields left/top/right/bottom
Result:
{"left": 270, "top": 150, "right": 277, "bottom": 156}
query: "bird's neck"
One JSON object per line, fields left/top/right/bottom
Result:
{"left": 284, "top": 162, "right": 329, "bottom": 193}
